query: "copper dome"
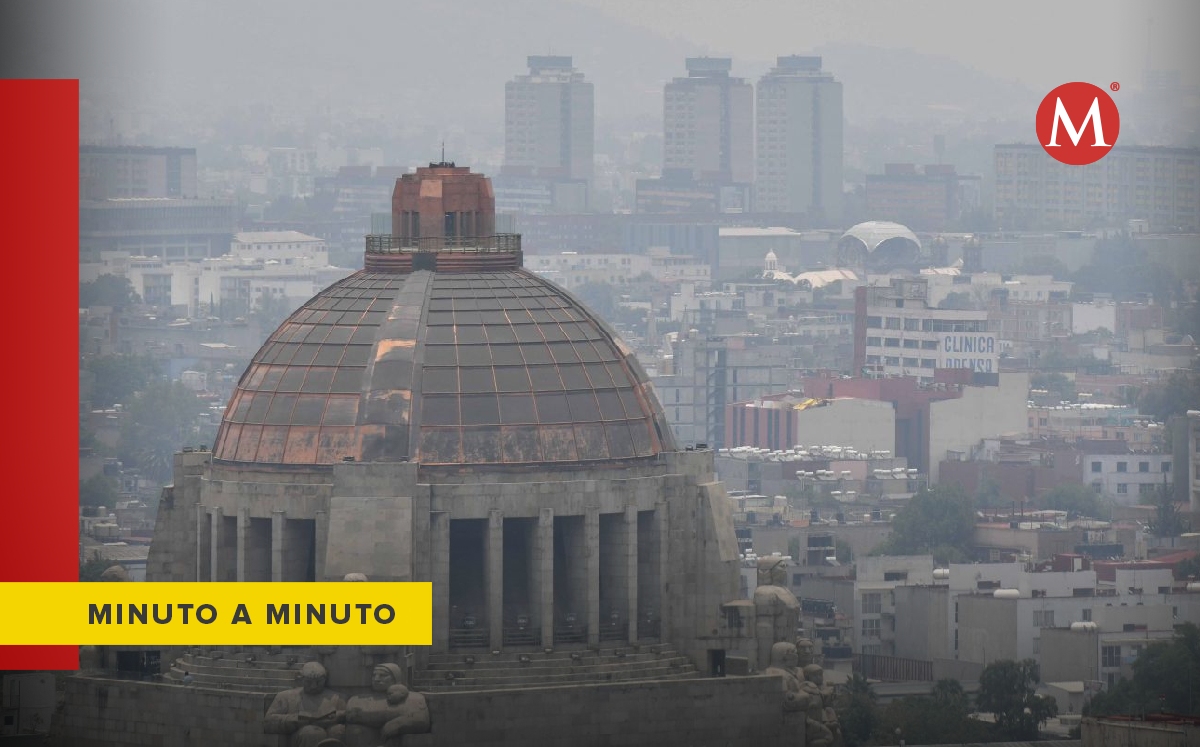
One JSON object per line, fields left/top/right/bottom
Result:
{"left": 212, "top": 268, "right": 674, "bottom": 466}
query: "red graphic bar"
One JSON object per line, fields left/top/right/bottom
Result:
{"left": 0, "top": 79, "right": 80, "bottom": 670}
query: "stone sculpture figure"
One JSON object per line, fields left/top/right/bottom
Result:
{"left": 763, "top": 642, "right": 809, "bottom": 714}
{"left": 332, "top": 663, "right": 431, "bottom": 747}
{"left": 264, "top": 662, "right": 347, "bottom": 747}
{"left": 753, "top": 556, "right": 801, "bottom": 669}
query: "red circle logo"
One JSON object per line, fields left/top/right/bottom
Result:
{"left": 1035, "top": 82, "right": 1120, "bottom": 165}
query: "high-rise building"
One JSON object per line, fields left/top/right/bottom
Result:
{"left": 754, "top": 56, "right": 843, "bottom": 221}
{"left": 503, "top": 55, "right": 593, "bottom": 183}
{"left": 79, "top": 145, "right": 197, "bottom": 200}
{"left": 663, "top": 58, "right": 753, "bottom": 186}
{"left": 993, "top": 144, "right": 1200, "bottom": 232}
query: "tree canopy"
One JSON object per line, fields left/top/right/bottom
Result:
{"left": 977, "top": 658, "right": 1058, "bottom": 740}
{"left": 83, "top": 354, "right": 161, "bottom": 409}
{"left": 80, "top": 274, "right": 140, "bottom": 308}
{"left": 1087, "top": 623, "right": 1200, "bottom": 717}
{"left": 1036, "top": 483, "right": 1110, "bottom": 520}
{"left": 118, "top": 380, "right": 209, "bottom": 483}
{"left": 872, "top": 485, "right": 977, "bottom": 564}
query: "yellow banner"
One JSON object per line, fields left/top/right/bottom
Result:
{"left": 0, "top": 583, "right": 432, "bottom": 645}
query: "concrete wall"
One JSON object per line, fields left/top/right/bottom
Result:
{"left": 1082, "top": 716, "right": 1200, "bottom": 747}
{"left": 1040, "top": 627, "right": 1100, "bottom": 683}
{"left": 56, "top": 675, "right": 793, "bottom": 747}
{"left": 928, "top": 373, "right": 1029, "bottom": 483}
{"left": 957, "top": 595, "right": 1018, "bottom": 666}
{"left": 893, "top": 585, "right": 950, "bottom": 661}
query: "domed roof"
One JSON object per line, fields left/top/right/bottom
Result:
{"left": 212, "top": 268, "right": 675, "bottom": 467}
{"left": 840, "top": 221, "right": 921, "bottom": 252}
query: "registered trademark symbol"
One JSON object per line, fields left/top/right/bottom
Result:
{"left": 1110, "top": 82, "right": 1120, "bottom": 91}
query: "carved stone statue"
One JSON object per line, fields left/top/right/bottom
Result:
{"left": 331, "top": 663, "right": 431, "bottom": 746}
{"left": 753, "top": 557, "right": 801, "bottom": 670}
{"left": 801, "top": 657, "right": 840, "bottom": 747}
{"left": 264, "top": 662, "right": 347, "bottom": 747}
{"left": 764, "top": 642, "right": 809, "bottom": 713}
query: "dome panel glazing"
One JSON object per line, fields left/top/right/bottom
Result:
{"left": 212, "top": 269, "right": 673, "bottom": 466}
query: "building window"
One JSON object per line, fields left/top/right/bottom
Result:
{"left": 1091, "top": 461, "right": 1101, "bottom": 473}
{"left": 863, "top": 593, "right": 882, "bottom": 614}
{"left": 885, "top": 317, "right": 901, "bottom": 330}
{"left": 866, "top": 337, "right": 881, "bottom": 346}
{"left": 884, "top": 338, "right": 900, "bottom": 347}
{"left": 1116, "top": 462, "right": 1127, "bottom": 473}
{"left": 883, "top": 571, "right": 908, "bottom": 582}
{"left": 1033, "top": 610, "right": 1055, "bottom": 628}
{"left": 904, "top": 318, "right": 920, "bottom": 331}
{"left": 1139, "top": 461, "right": 1150, "bottom": 473}
{"left": 1139, "top": 483, "right": 1155, "bottom": 496}
{"left": 1162, "top": 462, "right": 1171, "bottom": 473}
{"left": 1102, "top": 645, "right": 1121, "bottom": 667}
{"left": 1117, "top": 484, "right": 1128, "bottom": 494}
{"left": 862, "top": 618, "right": 881, "bottom": 638}
{"left": 866, "top": 316, "right": 882, "bottom": 329}
{"left": 1033, "top": 638, "right": 1040, "bottom": 655}
{"left": 1082, "top": 608, "right": 1092, "bottom": 621}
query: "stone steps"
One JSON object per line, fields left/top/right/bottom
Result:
{"left": 415, "top": 656, "right": 694, "bottom": 681}
{"left": 412, "top": 644, "right": 700, "bottom": 693}
{"left": 413, "top": 668, "right": 701, "bottom": 693}
{"left": 421, "top": 650, "right": 681, "bottom": 672}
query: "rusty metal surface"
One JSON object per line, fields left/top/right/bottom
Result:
{"left": 211, "top": 267, "right": 675, "bottom": 466}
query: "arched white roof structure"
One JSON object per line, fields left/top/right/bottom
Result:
{"left": 840, "top": 221, "right": 922, "bottom": 253}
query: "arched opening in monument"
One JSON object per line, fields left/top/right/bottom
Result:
{"left": 553, "top": 514, "right": 586, "bottom": 644}
{"left": 218, "top": 514, "right": 237, "bottom": 582}
{"left": 598, "top": 512, "right": 629, "bottom": 642}
{"left": 275, "top": 518, "right": 317, "bottom": 582}
{"left": 502, "top": 517, "right": 537, "bottom": 646}
{"left": 245, "top": 517, "right": 271, "bottom": 581}
{"left": 449, "top": 518, "right": 487, "bottom": 647}
{"left": 636, "top": 510, "right": 662, "bottom": 639}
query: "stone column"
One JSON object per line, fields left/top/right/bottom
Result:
{"left": 271, "top": 510, "right": 286, "bottom": 583}
{"left": 195, "top": 504, "right": 206, "bottom": 582}
{"left": 585, "top": 506, "right": 600, "bottom": 648}
{"left": 656, "top": 501, "right": 669, "bottom": 637}
{"left": 538, "top": 508, "right": 554, "bottom": 649}
{"left": 314, "top": 510, "right": 328, "bottom": 582}
{"left": 236, "top": 508, "right": 248, "bottom": 582}
{"left": 625, "top": 506, "right": 638, "bottom": 643}
{"left": 486, "top": 509, "right": 504, "bottom": 650}
{"left": 430, "top": 512, "right": 450, "bottom": 651}
{"left": 209, "top": 507, "right": 223, "bottom": 582}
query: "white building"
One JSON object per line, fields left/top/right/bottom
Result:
{"left": 856, "top": 277, "right": 998, "bottom": 381}
{"left": 503, "top": 56, "right": 593, "bottom": 183}
{"left": 755, "top": 56, "right": 843, "bottom": 220}
{"left": 663, "top": 57, "right": 753, "bottom": 186}
{"left": 1085, "top": 453, "right": 1173, "bottom": 504}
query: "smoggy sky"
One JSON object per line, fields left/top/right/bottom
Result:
{"left": 570, "top": 0, "right": 1199, "bottom": 91}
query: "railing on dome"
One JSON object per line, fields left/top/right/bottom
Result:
{"left": 365, "top": 234, "right": 522, "bottom": 254}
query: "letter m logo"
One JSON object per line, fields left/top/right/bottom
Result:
{"left": 1035, "top": 82, "right": 1120, "bottom": 166}
{"left": 1045, "top": 97, "right": 1109, "bottom": 147}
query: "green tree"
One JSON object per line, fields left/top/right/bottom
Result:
{"left": 872, "top": 485, "right": 977, "bottom": 563}
{"left": 1018, "top": 255, "right": 1069, "bottom": 279}
{"left": 977, "top": 658, "right": 1058, "bottom": 739}
{"left": 1087, "top": 623, "right": 1200, "bottom": 717}
{"left": 835, "top": 538, "right": 854, "bottom": 564}
{"left": 1030, "top": 371, "right": 1077, "bottom": 403}
{"left": 79, "top": 474, "right": 120, "bottom": 508}
{"left": 80, "top": 553, "right": 113, "bottom": 582}
{"left": 80, "top": 274, "right": 140, "bottom": 308}
{"left": 1147, "top": 477, "right": 1190, "bottom": 538}
{"left": 118, "top": 380, "right": 206, "bottom": 483}
{"left": 1138, "top": 364, "right": 1200, "bottom": 422}
{"left": 938, "top": 291, "right": 973, "bottom": 310}
{"left": 836, "top": 673, "right": 878, "bottom": 747}
{"left": 83, "top": 354, "right": 161, "bottom": 408}
{"left": 931, "top": 678, "right": 969, "bottom": 715}
{"left": 1038, "top": 483, "right": 1108, "bottom": 520}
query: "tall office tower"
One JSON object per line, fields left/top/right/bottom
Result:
{"left": 663, "top": 58, "right": 753, "bottom": 186}
{"left": 755, "top": 56, "right": 843, "bottom": 221}
{"left": 503, "top": 55, "right": 594, "bottom": 183}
